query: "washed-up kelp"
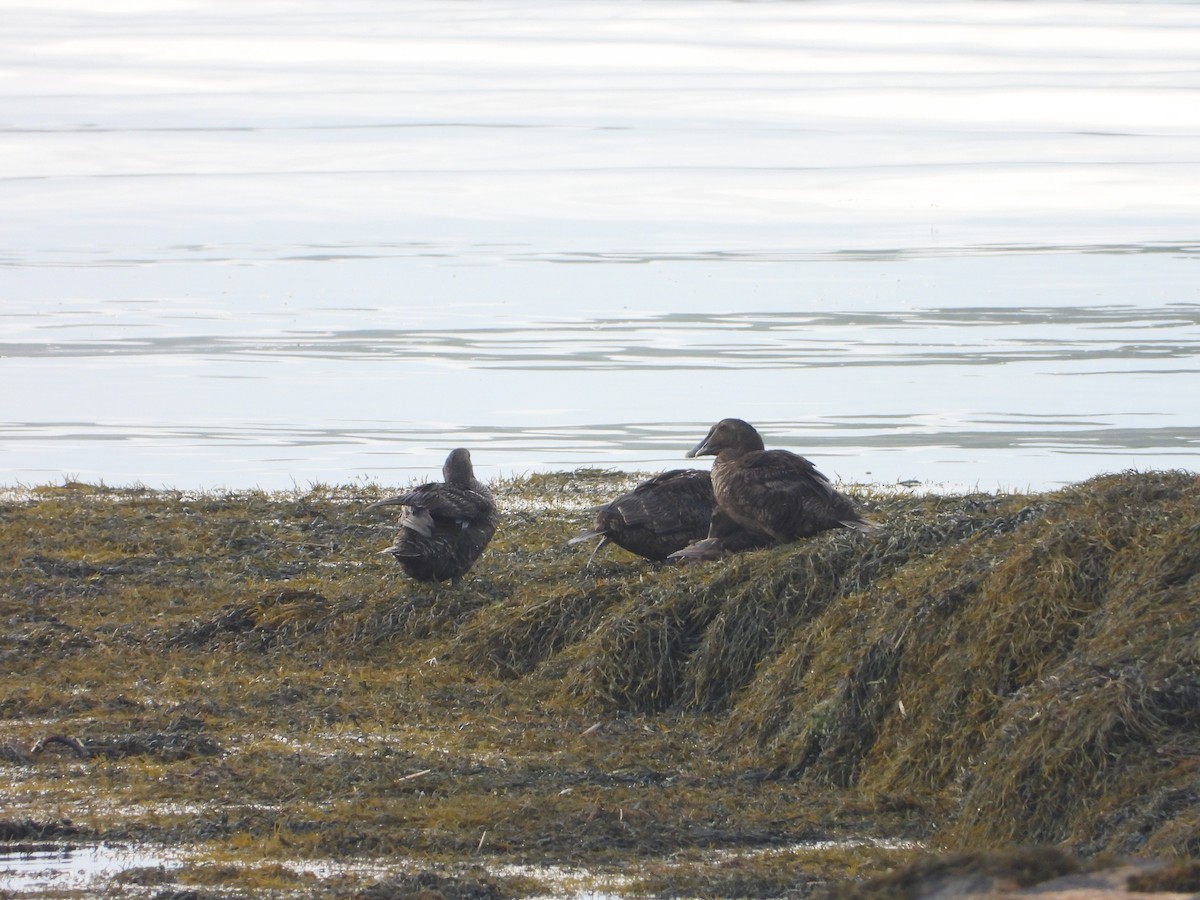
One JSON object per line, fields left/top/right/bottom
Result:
{"left": 724, "top": 470, "right": 1200, "bottom": 853}
{"left": 3, "top": 468, "right": 1199, "bottom": 887}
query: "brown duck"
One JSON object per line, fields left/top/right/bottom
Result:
{"left": 686, "top": 418, "right": 873, "bottom": 543}
{"left": 366, "top": 448, "right": 497, "bottom": 583}
{"left": 569, "top": 468, "right": 715, "bottom": 562}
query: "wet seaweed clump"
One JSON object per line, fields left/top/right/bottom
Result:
{"left": 1127, "top": 860, "right": 1200, "bottom": 893}
{"left": 0, "top": 817, "right": 86, "bottom": 841}
{"left": 2, "top": 470, "right": 1199, "bottom": 896}
{"left": 356, "top": 868, "right": 516, "bottom": 900}
{"left": 816, "top": 846, "right": 1084, "bottom": 898}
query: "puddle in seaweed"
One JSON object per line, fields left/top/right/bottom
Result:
{"left": 0, "top": 843, "right": 182, "bottom": 894}
{"left": 0, "top": 837, "right": 917, "bottom": 896}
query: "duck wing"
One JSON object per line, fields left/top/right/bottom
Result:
{"left": 610, "top": 469, "right": 713, "bottom": 535}
{"left": 368, "top": 483, "right": 495, "bottom": 531}
{"left": 727, "top": 449, "right": 834, "bottom": 497}
{"left": 717, "top": 450, "right": 864, "bottom": 540}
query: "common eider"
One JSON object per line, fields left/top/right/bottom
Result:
{"left": 686, "top": 418, "right": 873, "bottom": 543}
{"left": 569, "top": 468, "right": 714, "bottom": 562}
{"left": 366, "top": 448, "right": 497, "bottom": 584}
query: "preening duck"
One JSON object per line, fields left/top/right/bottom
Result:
{"left": 569, "top": 468, "right": 714, "bottom": 562}
{"left": 686, "top": 418, "right": 873, "bottom": 543}
{"left": 366, "top": 448, "right": 497, "bottom": 584}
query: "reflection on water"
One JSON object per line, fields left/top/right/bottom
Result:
{"left": 1, "top": 1, "right": 1198, "bottom": 492}
{"left": 9, "top": 304, "right": 1200, "bottom": 369}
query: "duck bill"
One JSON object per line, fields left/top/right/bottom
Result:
{"left": 685, "top": 434, "right": 714, "bottom": 458}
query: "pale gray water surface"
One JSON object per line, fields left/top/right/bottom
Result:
{"left": 0, "top": 843, "right": 177, "bottom": 894}
{"left": 2, "top": 1, "right": 1199, "bottom": 492}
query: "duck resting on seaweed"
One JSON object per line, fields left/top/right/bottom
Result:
{"left": 569, "top": 468, "right": 715, "bottom": 562}
{"left": 366, "top": 448, "right": 497, "bottom": 584}
{"left": 686, "top": 417, "right": 874, "bottom": 544}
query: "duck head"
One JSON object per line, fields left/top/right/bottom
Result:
{"left": 686, "top": 418, "right": 766, "bottom": 458}
{"left": 442, "top": 447, "right": 475, "bottom": 485}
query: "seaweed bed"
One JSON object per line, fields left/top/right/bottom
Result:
{"left": 2, "top": 469, "right": 1200, "bottom": 897}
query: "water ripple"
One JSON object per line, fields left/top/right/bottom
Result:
{"left": 5, "top": 306, "right": 1199, "bottom": 372}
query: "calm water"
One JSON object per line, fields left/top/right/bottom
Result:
{"left": 3, "top": 1, "right": 1199, "bottom": 493}
{"left": 0, "top": 844, "right": 174, "bottom": 895}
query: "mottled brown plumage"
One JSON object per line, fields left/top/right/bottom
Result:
{"left": 686, "top": 418, "right": 872, "bottom": 543}
{"left": 367, "top": 448, "right": 496, "bottom": 584}
{"left": 569, "top": 468, "right": 714, "bottom": 562}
